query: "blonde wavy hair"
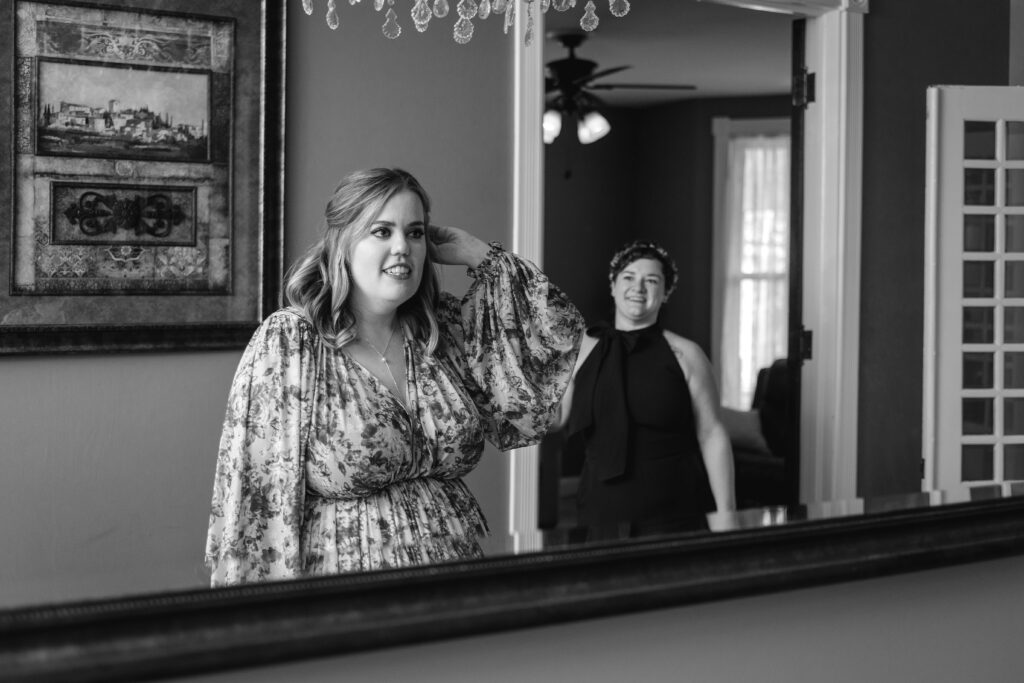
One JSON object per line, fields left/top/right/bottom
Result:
{"left": 284, "top": 167, "right": 441, "bottom": 352}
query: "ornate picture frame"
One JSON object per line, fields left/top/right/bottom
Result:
{"left": 0, "top": 0, "right": 283, "bottom": 353}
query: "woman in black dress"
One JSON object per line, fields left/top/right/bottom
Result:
{"left": 560, "top": 241, "right": 735, "bottom": 536}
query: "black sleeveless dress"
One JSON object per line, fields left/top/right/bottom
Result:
{"left": 566, "top": 323, "right": 715, "bottom": 537}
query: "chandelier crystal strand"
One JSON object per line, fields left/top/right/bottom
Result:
{"left": 503, "top": 0, "right": 515, "bottom": 35}
{"left": 453, "top": 16, "right": 474, "bottom": 43}
{"left": 524, "top": 0, "right": 535, "bottom": 46}
{"left": 580, "top": 0, "right": 598, "bottom": 31}
{"left": 383, "top": 6, "right": 402, "bottom": 37}
{"left": 609, "top": 0, "right": 629, "bottom": 17}
{"left": 327, "top": 0, "right": 340, "bottom": 29}
{"left": 308, "top": 0, "right": 627, "bottom": 45}
{"left": 455, "top": 0, "right": 478, "bottom": 42}
{"left": 412, "top": 0, "right": 432, "bottom": 31}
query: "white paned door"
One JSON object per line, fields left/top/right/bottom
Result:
{"left": 925, "top": 86, "right": 1024, "bottom": 493}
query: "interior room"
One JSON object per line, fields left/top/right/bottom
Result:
{"left": 3, "top": 0, "right": 1024, "bottom": 680}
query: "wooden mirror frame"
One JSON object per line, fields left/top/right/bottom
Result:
{"left": 6, "top": 2, "right": 1024, "bottom": 681}
{"left": 4, "top": 497, "right": 1024, "bottom": 681}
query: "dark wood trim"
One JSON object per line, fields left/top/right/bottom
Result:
{"left": 3, "top": 497, "right": 1024, "bottom": 682}
{"left": 786, "top": 17, "right": 807, "bottom": 506}
{"left": 0, "top": 322, "right": 259, "bottom": 354}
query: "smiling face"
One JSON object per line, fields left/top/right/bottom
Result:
{"left": 611, "top": 257, "right": 669, "bottom": 330}
{"left": 347, "top": 190, "right": 428, "bottom": 316}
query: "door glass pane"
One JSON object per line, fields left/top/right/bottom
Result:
{"left": 965, "top": 261, "right": 994, "bottom": 297}
{"left": 969, "top": 484, "right": 1001, "bottom": 499}
{"left": 962, "top": 444, "right": 994, "bottom": 481}
{"left": 1008, "top": 215, "right": 1024, "bottom": 252}
{"left": 1006, "top": 352, "right": 1024, "bottom": 388}
{"left": 1008, "top": 398, "right": 1024, "bottom": 435}
{"left": 1007, "top": 261, "right": 1024, "bottom": 297}
{"left": 1008, "top": 170, "right": 1024, "bottom": 206}
{"left": 965, "top": 169, "right": 996, "bottom": 205}
{"left": 1007, "top": 307, "right": 1024, "bottom": 342}
{"left": 965, "top": 121, "right": 996, "bottom": 159}
{"left": 1007, "top": 121, "right": 1024, "bottom": 160}
{"left": 964, "top": 214, "right": 995, "bottom": 252}
{"left": 965, "top": 352, "right": 994, "bottom": 388}
{"left": 1005, "top": 444, "right": 1024, "bottom": 479}
{"left": 964, "top": 307, "right": 995, "bottom": 343}
{"left": 963, "top": 397, "right": 994, "bottom": 434}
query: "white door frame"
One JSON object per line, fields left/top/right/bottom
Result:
{"left": 923, "top": 86, "right": 1024, "bottom": 492}
{"left": 509, "top": 0, "right": 866, "bottom": 535}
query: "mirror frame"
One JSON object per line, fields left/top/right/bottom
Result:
{"left": 4, "top": 497, "right": 1024, "bottom": 681}
{"left": 6, "top": 1, "right": 1024, "bottom": 681}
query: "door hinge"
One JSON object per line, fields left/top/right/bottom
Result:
{"left": 799, "top": 327, "right": 813, "bottom": 362}
{"left": 793, "top": 68, "right": 816, "bottom": 109}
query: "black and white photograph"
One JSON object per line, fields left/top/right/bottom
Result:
{"left": 2, "top": 1, "right": 1024, "bottom": 681}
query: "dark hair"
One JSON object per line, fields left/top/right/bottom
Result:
{"left": 284, "top": 167, "right": 441, "bottom": 352}
{"left": 608, "top": 240, "right": 678, "bottom": 295}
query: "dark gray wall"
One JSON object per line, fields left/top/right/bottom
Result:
{"left": 0, "top": 0, "right": 515, "bottom": 607}
{"left": 544, "top": 95, "right": 791, "bottom": 354}
{"left": 859, "top": 0, "right": 1010, "bottom": 496}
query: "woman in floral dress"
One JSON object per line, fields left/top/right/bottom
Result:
{"left": 205, "top": 168, "right": 584, "bottom": 586}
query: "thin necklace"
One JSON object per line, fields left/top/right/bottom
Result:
{"left": 358, "top": 326, "right": 402, "bottom": 399}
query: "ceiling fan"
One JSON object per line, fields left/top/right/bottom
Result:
{"left": 544, "top": 32, "right": 696, "bottom": 144}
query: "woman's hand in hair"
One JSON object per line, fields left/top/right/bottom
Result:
{"left": 427, "top": 225, "right": 490, "bottom": 269}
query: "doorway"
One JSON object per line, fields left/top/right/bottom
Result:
{"left": 536, "top": 2, "right": 801, "bottom": 526}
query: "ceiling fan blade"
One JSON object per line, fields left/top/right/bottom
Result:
{"left": 575, "top": 65, "right": 631, "bottom": 87}
{"left": 587, "top": 83, "right": 698, "bottom": 91}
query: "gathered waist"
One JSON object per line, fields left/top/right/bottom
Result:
{"left": 304, "top": 475, "right": 489, "bottom": 536}
{"left": 306, "top": 474, "right": 465, "bottom": 501}
{"left": 299, "top": 475, "right": 489, "bottom": 575}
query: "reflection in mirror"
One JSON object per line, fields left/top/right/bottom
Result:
{"left": 537, "top": 1, "right": 796, "bottom": 533}
{"left": 1, "top": 0, "right": 1022, "bottom": 638}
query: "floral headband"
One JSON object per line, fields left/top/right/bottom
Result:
{"left": 608, "top": 240, "right": 678, "bottom": 294}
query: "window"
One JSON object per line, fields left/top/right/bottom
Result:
{"left": 712, "top": 118, "right": 790, "bottom": 409}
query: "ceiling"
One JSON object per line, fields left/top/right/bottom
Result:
{"left": 541, "top": 0, "right": 794, "bottom": 107}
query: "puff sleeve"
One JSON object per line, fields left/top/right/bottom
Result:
{"left": 439, "top": 248, "right": 584, "bottom": 450}
{"left": 205, "top": 310, "right": 317, "bottom": 586}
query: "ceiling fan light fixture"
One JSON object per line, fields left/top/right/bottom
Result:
{"left": 543, "top": 108, "right": 563, "bottom": 144}
{"left": 577, "top": 110, "right": 610, "bottom": 144}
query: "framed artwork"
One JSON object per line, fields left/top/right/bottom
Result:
{"left": 0, "top": 0, "right": 284, "bottom": 353}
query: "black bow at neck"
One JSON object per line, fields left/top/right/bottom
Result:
{"left": 566, "top": 321, "right": 662, "bottom": 481}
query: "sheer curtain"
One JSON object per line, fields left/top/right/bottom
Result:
{"left": 718, "top": 133, "right": 790, "bottom": 409}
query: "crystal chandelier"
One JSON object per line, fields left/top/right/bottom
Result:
{"left": 301, "top": 0, "right": 631, "bottom": 46}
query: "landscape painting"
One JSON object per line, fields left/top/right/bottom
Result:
{"left": 36, "top": 60, "right": 211, "bottom": 162}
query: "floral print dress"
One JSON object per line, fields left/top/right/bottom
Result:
{"left": 205, "top": 251, "right": 584, "bottom": 586}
